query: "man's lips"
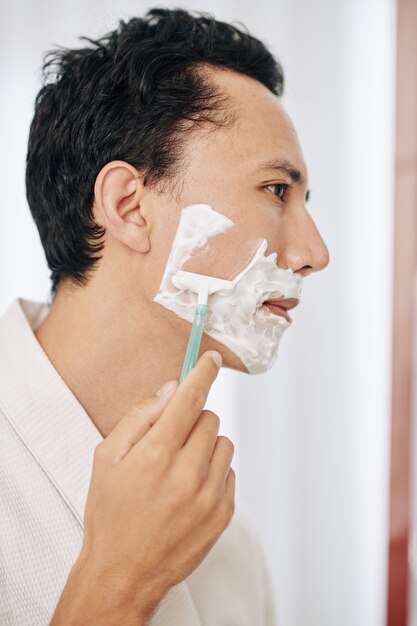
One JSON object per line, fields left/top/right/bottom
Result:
{"left": 261, "top": 298, "right": 300, "bottom": 322}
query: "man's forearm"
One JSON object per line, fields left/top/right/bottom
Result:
{"left": 49, "top": 559, "right": 150, "bottom": 626}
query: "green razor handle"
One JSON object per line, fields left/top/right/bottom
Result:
{"left": 179, "top": 304, "right": 207, "bottom": 382}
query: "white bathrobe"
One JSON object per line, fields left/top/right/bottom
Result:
{"left": 0, "top": 298, "right": 276, "bottom": 626}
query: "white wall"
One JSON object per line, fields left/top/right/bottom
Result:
{"left": 0, "top": 1, "right": 396, "bottom": 625}
{"left": 226, "top": 3, "right": 396, "bottom": 625}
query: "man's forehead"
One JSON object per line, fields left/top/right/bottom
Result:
{"left": 185, "top": 67, "right": 309, "bottom": 185}
{"left": 231, "top": 115, "right": 309, "bottom": 186}
{"left": 216, "top": 72, "right": 309, "bottom": 182}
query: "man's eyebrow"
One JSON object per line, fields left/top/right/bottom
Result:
{"left": 259, "top": 158, "right": 307, "bottom": 185}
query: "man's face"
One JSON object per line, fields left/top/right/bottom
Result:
{"left": 143, "top": 67, "right": 329, "bottom": 371}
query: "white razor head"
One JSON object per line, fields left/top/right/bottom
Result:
{"left": 172, "top": 270, "right": 234, "bottom": 296}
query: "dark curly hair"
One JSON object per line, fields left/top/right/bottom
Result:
{"left": 25, "top": 7, "right": 284, "bottom": 296}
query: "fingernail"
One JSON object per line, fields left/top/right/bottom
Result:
{"left": 156, "top": 380, "right": 178, "bottom": 396}
{"left": 210, "top": 351, "right": 222, "bottom": 369}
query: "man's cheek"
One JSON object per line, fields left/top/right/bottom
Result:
{"left": 181, "top": 227, "right": 263, "bottom": 282}
{"left": 153, "top": 202, "right": 238, "bottom": 315}
{"left": 153, "top": 203, "right": 302, "bottom": 375}
{"left": 152, "top": 202, "right": 262, "bottom": 311}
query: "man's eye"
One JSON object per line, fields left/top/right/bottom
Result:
{"left": 266, "top": 183, "right": 290, "bottom": 200}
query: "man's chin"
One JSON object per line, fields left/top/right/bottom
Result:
{"left": 199, "top": 333, "right": 244, "bottom": 371}
{"left": 201, "top": 329, "right": 285, "bottom": 374}
{"left": 221, "top": 356, "right": 249, "bottom": 374}
{"left": 217, "top": 350, "right": 277, "bottom": 375}
{"left": 199, "top": 333, "right": 279, "bottom": 375}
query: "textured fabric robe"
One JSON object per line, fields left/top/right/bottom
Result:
{"left": 0, "top": 298, "right": 276, "bottom": 625}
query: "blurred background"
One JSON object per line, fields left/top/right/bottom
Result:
{"left": 0, "top": 1, "right": 407, "bottom": 625}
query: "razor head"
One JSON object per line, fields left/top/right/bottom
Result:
{"left": 172, "top": 270, "right": 234, "bottom": 304}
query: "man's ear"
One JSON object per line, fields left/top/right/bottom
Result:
{"left": 94, "top": 160, "right": 151, "bottom": 253}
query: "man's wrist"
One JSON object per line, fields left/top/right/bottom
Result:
{"left": 50, "top": 557, "right": 151, "bottom": 626}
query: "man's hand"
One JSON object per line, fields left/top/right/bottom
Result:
{"left": 50, "top": 350, "right": 235, "bottom": 625}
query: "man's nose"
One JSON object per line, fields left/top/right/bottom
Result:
{"left": 278, "top": 210, "right": 330, "bottom": 277}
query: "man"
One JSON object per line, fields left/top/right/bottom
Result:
{"left": 0, "top": 7, "right": 329, "bottom": 625}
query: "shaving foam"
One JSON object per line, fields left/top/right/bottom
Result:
{"left": 154, "top": 204, "right": 303, "bottom": 374}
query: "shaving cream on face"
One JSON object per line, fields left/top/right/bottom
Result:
{"left": 154, "top": 203, "right": 303, "bottom": 374}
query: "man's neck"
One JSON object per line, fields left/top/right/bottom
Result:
{"left": 34, "top": 285, "right": 185, "bottom": 438}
